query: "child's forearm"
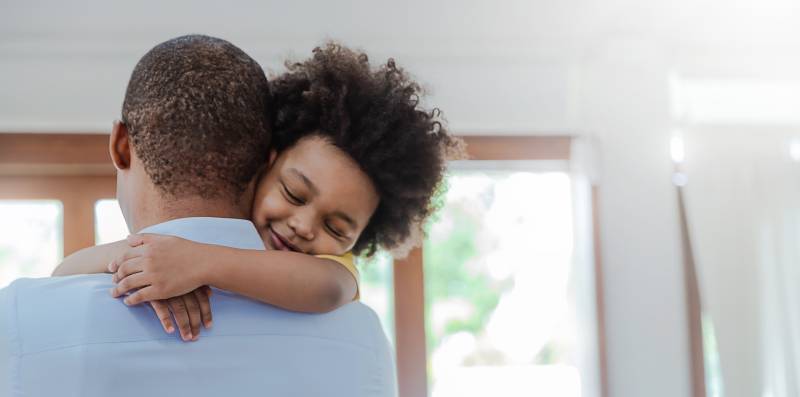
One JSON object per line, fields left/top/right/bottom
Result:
{"left": 52, "top": 240, "right": 128, "bottom": 276}
{"left": 198, "top": 247, "right": 357, "bottom": 313}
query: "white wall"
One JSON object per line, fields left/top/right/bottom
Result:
{"left": 0, "top": 0, "right": 581, "bottom": 133}
{"left": 5, "top": 1, "right": 800, "bottom": 396}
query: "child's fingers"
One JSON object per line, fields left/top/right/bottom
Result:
{"left": 149, "top": 300, "right": 175, "bottom": 334}
{"left": 193, "top": 288, "right": 213, "bottom": 329}
{"left": 182, "top": 294, "right": 202, "bottom": 341}
{"left": 112, "top": 258, "right": 144, "bottom": 283}
{"left": 122, "top": 285, "right": 155, "bottom": 306}
{"left": 110, "top": 272, "right": 149, "bottom": 298}
{"left": 108, "top": 245, "right": 147, "bottom": 273}
{"left": 167, "top": 297, "right": 193, "bottom": 342}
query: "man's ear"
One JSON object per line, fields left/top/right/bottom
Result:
{"left": 110, "top": 120, "right": 132, "bottom": 170}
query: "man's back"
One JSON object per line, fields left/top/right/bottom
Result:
{"left": 0, "top": 218, "right": 397, "bottom": 397}
{"left": 1, "top": 274, "right": 395, "bottom": 396}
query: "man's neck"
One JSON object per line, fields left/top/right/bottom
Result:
{"left": 132, "top": 196, "right": 250, "bottom": 233}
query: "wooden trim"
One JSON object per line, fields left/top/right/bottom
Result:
{"left": 62, "top": 197, "right": 99, "bottom": 257}
{"left": 0, "top": 175, "right": 117, "bottom": 256}
{"left": 592, "top": 186, "right": 610, "bottom": 397}
{"left": 0, "top": 133, "right": 112, "bottom": 163}
{"left": 0, "top": 133, "right": 115, "bottom": 176}
{"left": 0, "top": 133, "right": 572, "bottom": 168}
{"left": 462, "top": 136, "right": 571, "bottom": 160}
{"left": 393, "top": 247, "right": 428, "bottom": 397}
{"left": 0, "top": 134, "right": 573, "bottom": 163}
{"left": 676, "top": 183, "right": 707, "bottom": 397}
{"left": 0, "top": 175, "right": 116, "bottom": 200}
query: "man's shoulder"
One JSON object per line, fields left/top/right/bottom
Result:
{"left": 6, "top": 273, "right": 111, "bottom": 290}
{"left": 1, "top": 275, "right": 125, "bottom": 354}
{"left": 2, "top": 274, "right": 115, "bottom": 317}
{"left": 1, "top": 276, "right": 389, "bottom": 354}
{"left": 2, "top": 274, "right": 112, "bottom": 309}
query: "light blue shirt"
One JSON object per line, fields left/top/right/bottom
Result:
{"left": 0, "top": 217, "right": 397, "bottom": 397}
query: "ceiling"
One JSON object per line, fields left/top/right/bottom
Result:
{"left": 2, "top": 0, "right": 799, "bottom": 133}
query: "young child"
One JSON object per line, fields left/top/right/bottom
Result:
{"left": 54, "top": 43, "right": 465, "bottom": 341}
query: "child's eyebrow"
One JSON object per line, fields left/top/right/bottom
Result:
{"left": 287, "top": 168, "right": 319, "bottom": 195}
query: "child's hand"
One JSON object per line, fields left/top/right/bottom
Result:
{"left": 108, "top": 234, "right": 208, "bottom": 305}
{"left": 148, "top": 287, "right": 213, "bottom": 342}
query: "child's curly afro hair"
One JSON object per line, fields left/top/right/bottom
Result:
{"left": 269, "top": 42, "right": 466, "bottom": 257}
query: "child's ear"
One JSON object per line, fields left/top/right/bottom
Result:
{"left": 267, "top": 149, "right": 278, "bottom": 168}
{"left": 109, "top": 120, "right": 132, "bottom": 170}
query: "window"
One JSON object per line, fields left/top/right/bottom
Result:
{"left": 359, "top": 252, "right": 396, "bottom": 345}
{"left": 424, "top": 167, "right": 580, "bottom": 397}
{"left": 94, "top": 199, "right": 128, "bottom": 244}
{"left": 0, "top": 200, "right": 63, "bottom": 288}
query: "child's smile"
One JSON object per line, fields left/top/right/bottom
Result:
{"left": 265, "top": 225, "right": 302, "bottom": 253}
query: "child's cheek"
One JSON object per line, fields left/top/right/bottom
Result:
{"left": 260, "top": 190, "right": 288, "bottom": 219}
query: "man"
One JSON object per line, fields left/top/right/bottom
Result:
{"left": 0, "top": 35, "right": 396, "bottom": 396}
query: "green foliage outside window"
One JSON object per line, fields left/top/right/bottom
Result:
{"left": 423, "top": 196, "right": 510, "bottom": 361}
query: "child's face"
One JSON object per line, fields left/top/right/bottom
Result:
{"left": 251, "top": 135, "right": 380, "bottom": 256}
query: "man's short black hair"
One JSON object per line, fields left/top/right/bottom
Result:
{"left": 122, "top": 34, "right": 271, "bottom": 200}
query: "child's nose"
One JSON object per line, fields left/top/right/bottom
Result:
{"left": 288, "top": 213, "right": 315, "bottom": 240}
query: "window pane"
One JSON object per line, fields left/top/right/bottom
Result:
{"left": 359, "top": 251, "right": 395, "bottom": 346}
{"left": 425, "top": 170, "right": 580, "bottom": 397}
{"left": 0, "top": 200, "right": 63, "bottom": 288}
{"left": 95, "top": 199, "right": 128, "bottom": 245}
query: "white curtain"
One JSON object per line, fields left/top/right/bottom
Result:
{"left": 755, "top": 154, "right": 800, "bottom": 397}
{"left": 683, "top": 127, "right": 800, "bottom": 397}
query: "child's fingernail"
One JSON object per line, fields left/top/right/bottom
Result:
{"left": 123, "top": 298, "right": 130, "bottom": 305}
{"left": 206, "top": 321, "right": 213, "bottom": 329}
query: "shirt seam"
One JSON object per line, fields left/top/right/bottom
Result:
{"left": 16, "top": 332, "right": 376, "bottom": 357}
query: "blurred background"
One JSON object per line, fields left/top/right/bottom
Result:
{"left": 3, "top": 1, "right": 800, "bottom": 396}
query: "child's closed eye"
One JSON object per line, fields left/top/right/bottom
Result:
{"left": 325, "top": 223, "right": 346, "bottom": 240}
{"left": 282, "top": 183, "right": 305, "bottom": 205}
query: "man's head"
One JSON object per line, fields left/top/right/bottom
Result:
{"left": 110, "top": 35, "right": 271, "bottom": 232}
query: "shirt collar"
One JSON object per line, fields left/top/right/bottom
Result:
{"left": 138, "top": 217, "right": 265, "bottom": 251}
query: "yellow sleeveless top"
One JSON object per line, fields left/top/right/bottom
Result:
{"left": 315, "top": 252, "right": 359, "bottom": 300}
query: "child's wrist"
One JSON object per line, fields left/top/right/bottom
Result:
{"left": 193, "top": 252, "right": 214, "bottom": 287}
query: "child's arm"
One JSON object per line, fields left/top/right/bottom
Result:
{"left": 205, "top": 248, "right": 357, "bottom": 313}
{"left": 110, "top": 234, "right": 358, "bottom": 313}
{"left": 52, "top": 238, "right": 213, "bottom": 342}
{"left": 52, "top": 240, "right": 129, "bottom": 276}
